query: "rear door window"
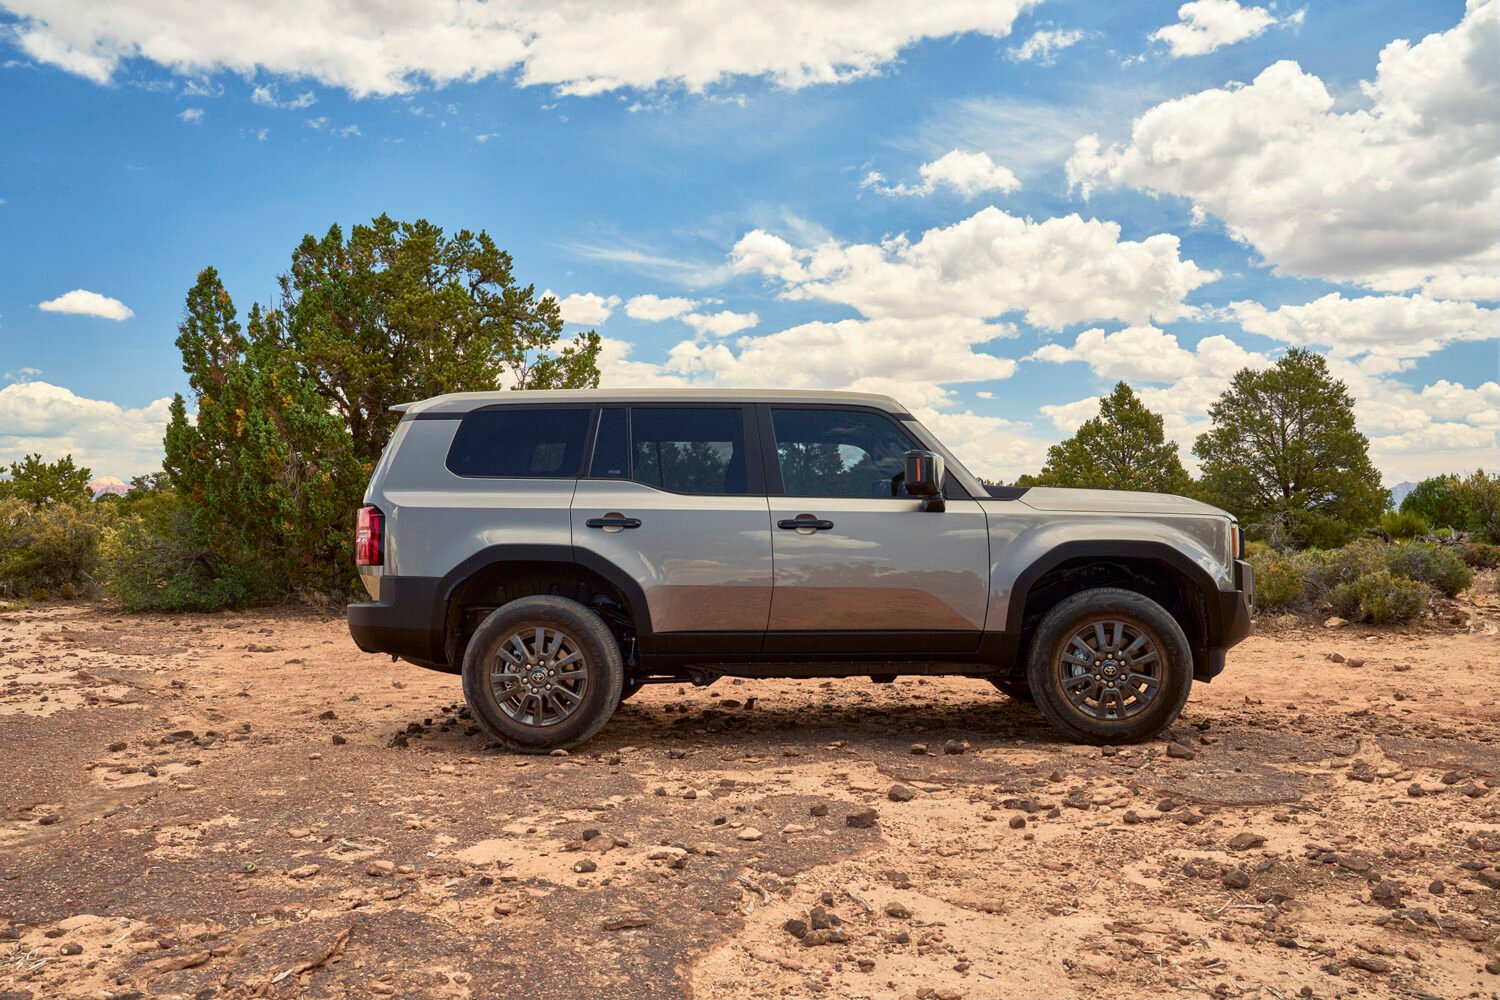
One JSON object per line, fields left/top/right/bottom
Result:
{"left": 445, "top": 407, "right": 592, "bottom": 478}
{"left": 629, "top": 407, "right": 752, "bottom": 495}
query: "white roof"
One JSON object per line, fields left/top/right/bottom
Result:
{"left": 395, "top": 387, "right": 909, "bottom": 416}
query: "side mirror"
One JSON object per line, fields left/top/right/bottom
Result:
{"left": 903, "top": 450, "right": 946, "bottom": 512}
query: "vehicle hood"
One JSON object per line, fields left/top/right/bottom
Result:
{"left": 1017, "top": 487, "right": 1227, "bottom": 517}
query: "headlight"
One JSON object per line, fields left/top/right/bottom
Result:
{"left": 1230, "top": 521, "right": 1244, "bottom": 559}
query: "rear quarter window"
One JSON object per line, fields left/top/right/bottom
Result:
{"left": 445, "top": 407, "right": 592, "bottom": 478}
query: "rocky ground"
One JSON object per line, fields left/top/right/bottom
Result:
{"left": 2, "top": 578, "right": 1498, "bottom": 1000}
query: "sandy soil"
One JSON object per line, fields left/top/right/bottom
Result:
{"left": 2, "top": 578, "right": 1498, "bottom": 1000}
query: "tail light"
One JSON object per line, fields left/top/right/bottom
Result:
{"left": 355, "top": 506, "right": 384, "bottom": 567}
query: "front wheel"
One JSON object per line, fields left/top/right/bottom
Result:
{"left": 1025, "top": 588, "right": 1192, "bottom": 745}
{"left": 461, "top": 596, "right": 623, "bottom": 753}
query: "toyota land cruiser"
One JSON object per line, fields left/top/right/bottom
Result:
{"left": 348, "top": 389, "right": 1253, "bottom": 751}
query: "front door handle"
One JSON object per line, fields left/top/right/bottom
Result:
{"left": 778, "top": 517, "right": 835, "bottom": 531}
{"left": 586, "top": 514, "right": 641, "bottom": 531}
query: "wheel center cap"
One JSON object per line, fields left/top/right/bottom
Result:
{"left": 1101, "top": 660, "right": 1120, "bottom": 677}
{"left": 530, "top": 667, "right": 548, "bottom": 684}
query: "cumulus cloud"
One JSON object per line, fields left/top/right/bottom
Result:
{"left": 1232, "top": 293, "right": 1499, "bottom": 374}
{"left": 596, "top": 338, "right": 690, "bottom": 388}
{"left": 177, "top": 106, "right": 203, "bottom": 123}
{"left": 0, "top": 380, "right": 174, "bottom": 479}
{"left": 861, "top": 150, "right": 1020, "bottom": 198}
{"left": 1071, "top": 0, "right": 1500, "bottom": 299}
{"left": 731, "top": 207, "right": 1217, "bottom": 331}
{"left": 1149, "top": 0, "right": 1283, "bottom": 57}
{"left": 3, "top": 0, "right": 1039, "bottom": 98}
{"left": 37, "top": 289, "right": 133, "bottom": 320}
{"left": 1007, "top": 28, "right": 1084, "bottom": 64}
{"left": 549, "top": 291, "right": 619, "bottom": 326}
{"left": 624, "top": 294, "right": 698, "bottom": 321}
{"left": 682, "top": 309, "right": 758, "bottom": 338}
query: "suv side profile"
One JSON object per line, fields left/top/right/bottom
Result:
{"left": 349, "top": 389, "right": 1253, "bottom": 752}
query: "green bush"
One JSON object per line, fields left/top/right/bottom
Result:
{"left": 1380, "top": 509, "right": 1430, "bottom": 539}
{"left": 1330, "top": 570, "right": 1430, "bottom": 624}
{"left": 1454, "top": 470, "right": 1500, "bottom": 543}
{"left": 0, "top": 498, "right": 102, "bottom": 599}
{"left": 1456, "top": 541, "right": 1500, "bottom": 569}
{"left": 1245, "top": 542, "right": 1305, "bottom": 609}
{"left": 1299, "top": 539, "right": 1389, "bottom": 596}
{"left": 100, "top": 491, "right": 270, "bottom": 612}
{"left": 1384, "top": 541, "right": 1472, "bottom": 597}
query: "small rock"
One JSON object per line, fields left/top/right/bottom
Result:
{"left": 1370, "top": 881, "right": 1403, "bottom": 908}
{"left": 809, "top": 803, "right": 829, "bottom": 817}
{"left": 107, "top": 741, "right": 127, "bottom": 752}
{"left": 1347, "top": 955, "right": 1391, "bottom": 974}
{"left": 1222, "top": 869, "right": 1250, "bottom": 889}
{"left": 846, "top": 808, "right": 878, "bottom": 829}
{"left": 1324, "top": 616, "right": 1349, "bottom": 629}
{"left": 887, "top": 784, "right": 916, "bottom": 802}
{"left": 783, "top": 918, "right": 808, "bottom": 939}
{"left": 1428, "top": 879, "right": 1445, "bottom": 894}
{"left": 1008, "top": 815, "right": 1026, "bottom": 829}
{"left": 1345, "top": 657, "right": 1365, "bottom": 668}
{"left": 287, "top": 828, "right": 312, "bottom": 839}
{"left": 331, "top": 734, "right": 347, "bottom": 745}
{"left": 36, "top": 814, "right": 60, "bottom": 826}
{"left": 366, "top": 860, "right": 396, "bottom": 876}
{"left": 942, "top": 740, "right": 968, "bottom": 755}
{"left": 883, "top": 901, "right": 911, "bottom": 919}
{"left": 737, "top": 827, "right": 764, "bottom": 842}
{"left": 574, "top": 859, "right": 597, "bottom": 873}
{"left": 909, "top": 744, "right": 928, "bottom": 755}
{"left": 59, "top": 942, "right": 83, "bottom": 956}
{"left": 1166, "top": 743, "right": 1196, "bottom": 761}
{"left": 603, "top": 914, "right": 652, "bottom": 931}
{"left": 1228, "top": 832, "right": 1266, "bottom": 851}
{"left": 288, "top": 864, "right": 320, "bottom": 879}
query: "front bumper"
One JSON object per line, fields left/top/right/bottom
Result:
{"left": 347, "top": 574, "right": 446, "bottom": 664}
{"left": 1196, "top": 559, "right": 1254, "bottom": 681}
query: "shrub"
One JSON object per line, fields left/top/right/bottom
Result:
{"left": 0, "top": 498, "right": 102, "bottom": 599}
{"left": 1246, "top": 542, "right": 1305, "bottom": 609}
{"left": 1330, "top": 570, "right": 1430, "bottom": 624}
{"left": 1380, "top": 509, "right": 1430, "bottom": 539}
{"left": 1453, "top": 470, "right": 1500, "bottom": 543}
{"left": 1384, "top": 541, "right": 1473, "bottom": 598}
{"left": 1456, "top": 541, "right": 1500, "bottom": 569}
{"left": 100, "top": 491, "right": 270, "bottom": 612}
{"left": 1299, "top": 539, "right": 1388, "bottom": 597}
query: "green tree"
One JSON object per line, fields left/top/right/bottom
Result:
{"left": 1400, "top": 475, "right": 1469, "bottom": 531}
{"left": 270, "top": 214, "right": 602, "bottom": 467}
{"left": 1193, "top": 349, "right": 1387, "bottom": 548}
{"left": 1453, "top": 469, "right": 1500, "bottom": 543}
{"left": 0, "top": 453, "right": 93, "bottom": 508}
{"left": 1019, "top": 382, "right": 1192, "bottom": 494}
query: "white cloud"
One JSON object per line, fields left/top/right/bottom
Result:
{"left": 1071, "top": 0, "right": 1500, "bottom": 299}
{"left": 0, "top": 381, "right": 173, "bottom": 479}
{"left": 549, "top": 291, "right": 620, "bottom": 326}
{"left": 306, "top": 115, "right": 329, "bottom": 129}
{"left": 1232, "top": 293, "right": 1499, "bottom": 374}
{"left": 3, "top": 367, "right": 42, "bottom": 383}
{"left": 596, "top": 338, "right": 691, "bottom": 388}
{"left": 1149, "top": 0, "right": 1281, "bottom": 57}
{"left": 250, "top": 83, "right": 316, "bottom": 109}
{"left": 4, "top": 0, "right": 1039, "bottom": 98}
{"left": 177, "top": 106, "right": 203, "bottom": 123}
{"left": 624, "top": 294, "right": 698, "bottom": 321}
{"left": 1007, "top": 28, "right": 1084, "bottom": 64}
{"left": 731, "top": 207, "right": 1218, "bottom": 331}
{"left": 682, "top": 309, "right": 758, "bottom": 338}
{"left": 862, "top": 149, "right": 1020, "bottom": 198}
{"left": 37, "top": 289, "right": 133, "bottom": 321}
{"left": 335, "top": 123, "right": 361, "bottom": 138}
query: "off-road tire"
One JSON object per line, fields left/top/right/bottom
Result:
{"left": 1026, "top": 587, "right": 1192, "bottom": 745}
{"left": 461, "top": 596, "right": 623, "bottom": 753}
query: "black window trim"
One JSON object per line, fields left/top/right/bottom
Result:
{"left": 582, "top": 402, "right": 766, "bottom": 497}
{"left": 757, "top": 403, "right": 972, "bottom": 500}
{"left": 443, "top": 403, "right": 596, "bottom": 480}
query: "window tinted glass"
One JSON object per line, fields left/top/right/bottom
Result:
{"left": 446, "top": 407, "right": 591, "bottom": 478}
{"left": 770, "top": 408, "right": 914, "bottom": 498}
{"left": 590, "top": 408, "right": 630, "bottom": 479}
{"left": 630, "top": 407, "right": 750, "bottom": 495}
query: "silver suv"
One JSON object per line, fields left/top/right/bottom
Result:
{"left": 348, "top": 389, "right": 1253, "bottom": 751}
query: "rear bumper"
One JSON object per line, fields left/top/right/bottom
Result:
{"left": 347, "top": 575, "right": 446, "bottom": 664}
{"left": 1197, "top": 559, "right": 1254, "bottom": 681}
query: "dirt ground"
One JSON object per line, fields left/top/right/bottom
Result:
{"left": 2, "top": 579, "right": 1499, "bottom": 1000}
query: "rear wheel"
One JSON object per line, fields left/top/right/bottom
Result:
{"left": 461, "top": 596, "right": 623, "bottom": 753}
{"left": 1025, "top": 587, "right": 1192, "bottom": 745}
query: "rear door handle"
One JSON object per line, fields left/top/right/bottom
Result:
{"left": 585, "top": 515, "right": 641, "bottom": 530}
{"left": 778, "top": 517, "right": 835, "bottom": 531}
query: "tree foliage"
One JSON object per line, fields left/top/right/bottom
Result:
{"left": 1018, "top": 382, "right": 1191, "bottom": 494}
{"left": 1193, "top": 349, "right": 1387, "bottom": 548}
{"left": 159, "top": 216, "right": 602, "bottom": 602}
{"left": 1400, "top": 475, "right": 1469, "bottom": 531}
{"left": 0, "top": 453, "right": 93, "bottom": 508}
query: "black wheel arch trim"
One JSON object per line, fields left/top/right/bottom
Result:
{"left": 1004, "top": 539, "right": 1247, "bottom": 651}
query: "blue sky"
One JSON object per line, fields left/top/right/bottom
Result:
{"left": 1, "top": 0, "right": 1495, "bottom": 487}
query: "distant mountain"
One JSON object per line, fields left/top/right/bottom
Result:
{"left": 89, "top": 476, "right": 129, "bottom": 500}
{"left": 1387, "top": 481, "right": 1418, "bottom": 509}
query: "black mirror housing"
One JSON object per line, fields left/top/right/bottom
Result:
{"left": 903, "top": 450, "right": 946, "bottom": 511}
